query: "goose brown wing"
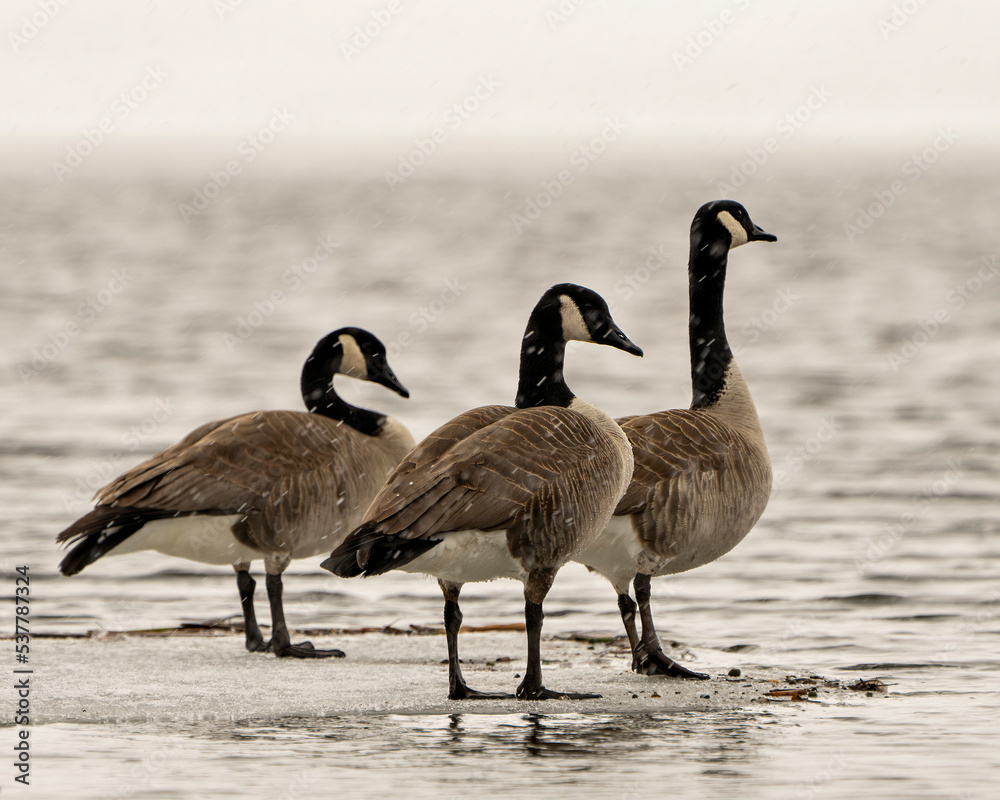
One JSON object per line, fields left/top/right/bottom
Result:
{"left": 364, "top": 406, "right": 621, "bottom": 564}
{"left": 93, "top": 411, "right": 357, "bottom": 519}
{"left": 614, "top": 411, "right": 735, "bottom": 515}
{"left": 614, "top": 409, "right": 761, "bottom": 552}
{"left": 361, "top": 404, "right": 516, "bottom": 533}
{"left": 94, "top": 415, "right": 241, "bottom": 508}
{"left": 373, "top": 405, "right": 515, "bottom": 491}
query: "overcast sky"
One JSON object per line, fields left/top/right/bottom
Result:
{"left": 3, "top": 1, "right": 997, "bottom": 158}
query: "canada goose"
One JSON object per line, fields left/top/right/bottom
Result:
{"left": 575, "top": 200, "right": 776, "bottom": 678}
{"left": 57, "top": 327, "right": 414, "bottom": 658}
{"left": 323, "top": 284, "right": 642, "bottom": 699}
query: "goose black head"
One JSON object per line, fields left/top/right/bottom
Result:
{"left": 517, "top": 284, "right": 642, "bottom": 409}
{"left": 542, "top": 283, "right": 643, "bottom": 357}
{"left": 332, "top": 327, "right": 409, "bottom": 398}
{"left": 302, "top": 327, "right": 408, "bottom": 415}
{"left": 692, "top": 200, "right": 777, "bottom": 255}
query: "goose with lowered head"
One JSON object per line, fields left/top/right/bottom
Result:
{"left": 57, "top": 327, "right": 414, "bottom": 659}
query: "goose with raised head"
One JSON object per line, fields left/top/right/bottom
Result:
{"left": 57, "top": 327, "right": 414, "bottom": 658}
{"left": 576, "top": 200, "right": 776, "bottom": 679}
{"left": 323, "top": 284, "right": 642, "bottom": 700}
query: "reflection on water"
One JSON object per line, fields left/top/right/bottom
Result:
{"left": 37, "top": 710, "right": 777, "bottom": 799}
{"left": 33, "top": 697, "right": 999, "bottom": 800}
{"left": 216, "top": 709, "right": 768, "bottom": 765}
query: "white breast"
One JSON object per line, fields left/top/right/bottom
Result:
{"left": 575, "top": 514, "right": 647, "bottom": 593}
{"left": 108, "top": 515, "right": 260, "bottom": 565}
{"left": 400, "top": 531, "right": 527, "bottom": 584}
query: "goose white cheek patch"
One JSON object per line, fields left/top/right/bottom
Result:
{"left": 338, "top": 335, "right": 368, "bottom": 379}
{"left": 559, "top": 295, "right": 591, "bottom": 342}
{"left": 717, "top": 210, "right": 748, "bottom": 248}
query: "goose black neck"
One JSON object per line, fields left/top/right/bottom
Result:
{"left": 300, "top": 361, "right": 386, "bottom": 437}
{"left": 515, "top": 307, "right": 574, "bottom": 409}
{"left": 689, "top": 242, "right": 733, "bottom": 409}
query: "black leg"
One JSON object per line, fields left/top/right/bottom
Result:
{"left": 632, "top": 573, "right": 708, "bottom": 679}
{"left": 617, "top": 591, "right": 640, "bottom": 665}
{"left": 265, "top": 573, "right": 344, "bottom": 659}
{"left": 237, "top": 570, "right": 267, "bottom": 653}
{"left": 516, "top": 570, "right": 601, "bottom": 700}
{"left": 440, "top": 580, "right": 511, "bottom": 700}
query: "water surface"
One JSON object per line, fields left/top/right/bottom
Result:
{"left": 2, "top": 153, "right": 998, "bottom": 798}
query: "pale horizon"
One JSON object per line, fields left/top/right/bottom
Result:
{"left": 4, "top": 1, "right": 997, "bottom": 140}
